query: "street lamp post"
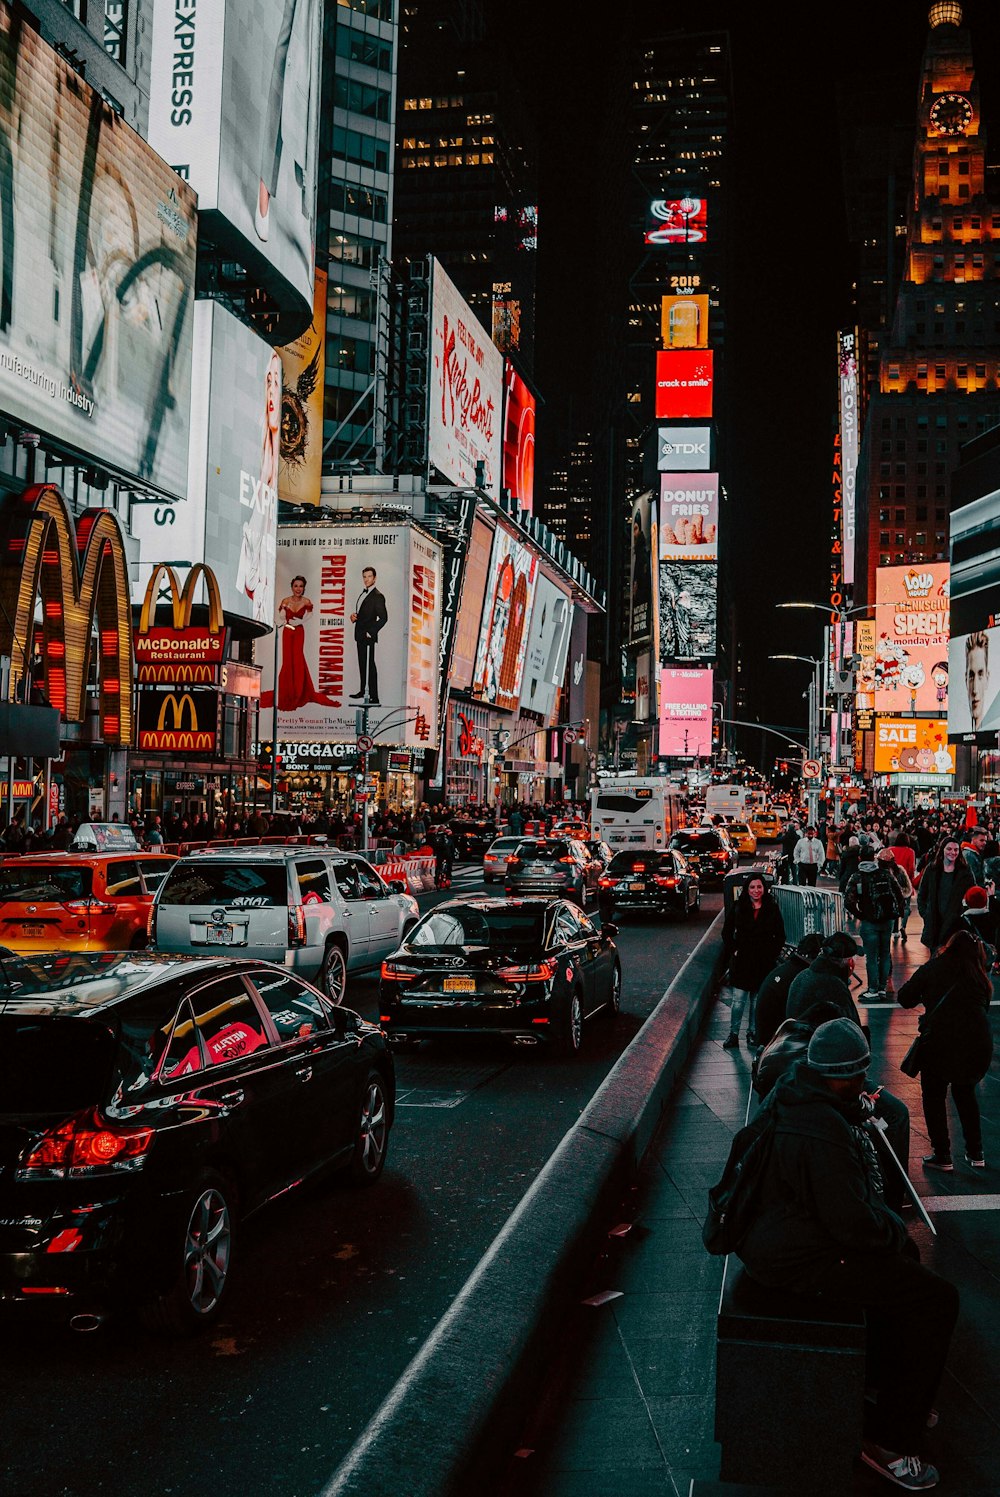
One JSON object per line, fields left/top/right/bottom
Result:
{"left": 776, "top": 600, "right": 870, "bottom": 770}
{"left": 769, "top": 653, "right": 822, "bottom": 823}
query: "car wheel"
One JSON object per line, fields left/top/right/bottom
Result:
{"left": 606, "top": 961, "right": 622, "bottom": 1017}
{"left": 141, "top": 1171, "right": 234, "bottom": 1335}
{"left": 556, "top": 988, "right": 584, "bottom": 1056}
{"left": 349, "top": 1069, "right": 390, "bottom": 1185}
{"left": 321, "top": 942, "right": 348, "bottom": 1005}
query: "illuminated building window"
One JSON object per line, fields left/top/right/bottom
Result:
{"left": 481, "top": 152, "right": 493, "bottom": 163}
{"left": 916, "top": 533, "right": 927, "bottom": 546}
{"left": 879, "top": 509, "right": 890, "bottom": 522}
{"left": 433, "top": 154, "right": 448, "bottom": 166}
{"left": 419, "top": 98, "right": 432, "bottom": 109}
{"left": 881, "top": 553, "right": 891, "bottom": 565}
{"left": 404, "top": 99, "right": 418, "bottom": 111}
{"left": 976, "top": 364, "right": 987, "bottom": 378}
{"left": 466, "top": 153, "right": 480, "bottom": 165}
{"left": 959, "top": 364, "right": 968, "bottom": 379}
{"left": 888, "top": 365, "right": 900, "bottom": 381}
{"left": 973, "top": 254, "right": 984, "bottom": 268}
{"left": 935, "top": 364, "right": 945, "bottom": 380}
{"left": 917, "top": 365, "right": 927, "bottom": 380}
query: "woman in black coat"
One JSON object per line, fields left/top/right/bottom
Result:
{"left": 897, "top": 929, "right": 994, "bottom": 1170}
{"left": 720, "top": 874, "right": 786, "bottom": 1050}
{"left": 916, "top": 835, "right": 974, "bottom": 954}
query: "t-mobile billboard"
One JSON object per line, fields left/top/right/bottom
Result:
{"left": 659, "top": 668, "right": 713, "bottom": 756}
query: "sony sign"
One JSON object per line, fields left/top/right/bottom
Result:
{"left": 657, "top": 425, "right": 712, "bottom": 472}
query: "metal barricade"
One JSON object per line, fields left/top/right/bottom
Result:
{"left": 772, "top": 884, "right": 846, "bottom": 947}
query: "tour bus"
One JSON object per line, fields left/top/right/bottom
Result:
{"left": 703, "top": 784, "right": 767, "bottom": 821}
{"left": 589, "top": 777, "right": 684, "bottom": 851}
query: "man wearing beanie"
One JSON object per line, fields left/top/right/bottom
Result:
{"left": 738, "top": 1019, "right": 959, "bottom": 1490}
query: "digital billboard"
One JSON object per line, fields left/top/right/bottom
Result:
{"left": 874, "top": 564, "right": 950, "bottom": 715}
{"left": 429, "top": 259, "right": 503, "bottom": 498}
{"left": 661, "top": 295, "right": 709, "bottom": 349}
{"left": 628, "top": 493, "right": 656, "bottom": 650}
{"left": 0, "top": 7, "right": 196, "bottom": 497}
{"left": 520, "top": 575, "right": 573, "bottom": 720}
{"left": 874, "top": 718, "right": 955, "bottom": 776}
{"left": 655, "top": 351, "right": 714, "bottom": 419}
{"left": 502, "top": 362, "right": 536, "bottom": 512}
{"left": 644, "top": 197, "right": 707, "bottom": 246}
{"left": 948, "top": 625, "right": 1000, "bottom": 743}
{"left": 659, "top": 474, "right": 718, "bottom": 562}
{"left": 278, "top": 268, "right": 327, "bottom": 506}
{"left": 148, "top": 0, "right": 322, "bottom": 316}
{"left": 449, "top": 516, "right": 494, "bottom": 692}
{"left": 259, "top": 523, "right": 442, "bottom": 747}
{"left": 855, "top": 618, "right": 877, "bottom": 711}
{"left": 659, "top": 561, "right": 717, "bottom": 663}
{"left": 659, "top": 668, "right": 713, "bottom": 756}
{"left": 838, "top": 330, "right": 859, "bottom": 589}
{"left": 657, "top": 426, "right": 712, "bottom": 472}
{"left": 949, "top": 491, "right": 1000, "bottom": 637}
{"left": 471, "top": 525, "right": 539, "bottom": 711}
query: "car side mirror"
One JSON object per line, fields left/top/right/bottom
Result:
{"left": 602, "top": 921, "right": 619, "bottom": 940}
{"left": 389, "top": 879, "right": 406, "bottom": 894}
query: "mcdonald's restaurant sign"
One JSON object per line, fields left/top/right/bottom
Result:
{"left": 135, "top": 564, "right": 226, "bottom": 685}
{"left": 138, "top": 689, "right": 218, "bottom": 753}
{"left": 0, "top": 485, "right": 133, "bottom": 745}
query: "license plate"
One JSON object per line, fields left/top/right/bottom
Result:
{"left": 20, "top": 923, "right": 44, "bottom": 936}
{"left": 629, "top": 882, "right": 645, "bottom": 892}
{"left": 443, "top": 976, "right": 476, "bottom": 993}
{"left": 207, "top": 924, "right": 234, "bottom": 945}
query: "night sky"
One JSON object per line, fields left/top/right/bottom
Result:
{"left": 510, "top": 0, "right": 1000, "bottom": 752}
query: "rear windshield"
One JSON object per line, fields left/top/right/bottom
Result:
{"left": 513, "top": 840, "right": 572, "bottom": 862}
{"left": 671, "top": 831, "right": 722, "bottom": 852}
{"left": 608, "top": 851, "right": 671, "bottom": 873}
{"left": 157, "top": 862, "right": 287, "bottom": 908}
{"left": 595, "top": 792, "right": 654, "bottom": 814}
{"left": 409, "top": 906, "right": 547, "bottom": 950}
{"left": 0, "top": 865, "right": 93, "bottom": 902}
{"left": 0, "top": 1016, "right": 114, "bottom": 1112}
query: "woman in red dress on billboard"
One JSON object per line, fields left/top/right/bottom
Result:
{"left": 275, "top": 575, "right": 337, "bottom": 709}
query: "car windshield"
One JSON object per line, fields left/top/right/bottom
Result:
{"left": 729, "top": 823, "right": 749, "bottom": 835}
{"left": 157, "top": 862, "right": 287, "bottom": 908}
{"left": 487, "top": 839, "right": 522, "bottom": 852}
{"left": 409, "top": 905, "right": 547, "bottom": 951}
{"left": 513, "top": 840, "right": 572, "bottom": 862}
{"left": 0, "top": 865, "right": 93, "bottom": 902}
{"left": 672, "top": 831, "right": 722, "bottom": 852}
{"left": 0, "top": 1016, "right": 115, "bottom": 1112}
{"left": 607, "top": 851, "right": 671, "bottom": 873}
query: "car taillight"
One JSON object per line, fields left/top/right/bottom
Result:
{"left": 631, "top": 863, "right": 645, "bottom": 873}
{"left": 496, "top": 958, "right": 558, "bottom": 983}
{"left": 84, "top": 899, "right": 117, "bottom": 917}
{"left": 381, "top": 961, "right": 419, "bottom": 983}
{"left": 17, "top": 1109, "right": 154, "bottom": 1180}
{"left": 288, "top": 904, "right": 306, "bottom": 946}
{"left": 598, "top": 876, "right": 614, "bottom": 888}
{"left": 507, "top": 857, "right": 522, "bottom": 869}
{"left": 653, "top": 876, "right": 678, "bottom": 887}
{"left": 148, "top": 903, "right": 157, "bottom": 944}
{"left": 558, "top": 856, "right": 576, "bottom": 865}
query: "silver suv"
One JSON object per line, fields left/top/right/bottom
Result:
{"left": 150, "top": 848, "right": 420, "bottom": 1003}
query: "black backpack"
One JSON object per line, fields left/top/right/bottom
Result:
{"left": 702, "top": 1103, "right": 776, "bottom": 1256}
{"left": 852, "top": 867, "right": 900, "bottom": 925}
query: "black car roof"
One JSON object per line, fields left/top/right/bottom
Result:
{"left": 0, "top": 952, "right": 261, "bottom": 1016}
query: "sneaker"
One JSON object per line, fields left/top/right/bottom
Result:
{"left": 860, "top": 1442, "right": 939, "bottom": 1489}
{"left": 922, "top": 1153, "right": 954, "bottom": 1172}
{"left": 861, "top": 989, "right": 881, "bottom": 1000}
{"left": 901, "top": 930, "right": 908, "bottom": 942}
{"left": 964, "top": 1153, "right": 986, "bottom": 1168}
{"left": 722, "top": 1034, "right": 740, "bottom": 1050}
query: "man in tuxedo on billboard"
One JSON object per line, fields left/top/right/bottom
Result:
{"left": 350, "top": 566, "right": 388, "bottom": 705}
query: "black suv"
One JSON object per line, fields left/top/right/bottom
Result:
{"left": 668, "top": 826, "right": 737, "bottom": 886}
{"left": 448, "top": 818, "right": 498, "bottom": 861}
{"left": 0, "top": 952, "right": 394, "bottom": 1332}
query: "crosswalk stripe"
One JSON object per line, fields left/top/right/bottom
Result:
{"left": 922, "top": 1196, "right": 1000, "bottom": 1211}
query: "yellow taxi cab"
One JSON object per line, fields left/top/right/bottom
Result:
{"left": 726, "top": 820, "right": 758, "bottom": 857}
{"left": 549, "top": 818, "right": 590, "bottom": 840}
{"left": 749, "top": 810, "right": 783, "bottom": 843}
{"left": 0, "top": 850, "right": 177, "bottom": 953}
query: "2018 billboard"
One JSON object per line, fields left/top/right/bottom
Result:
{"left": 0, "top": 6, "right": 196, "bottom": 497}
{"left": 873, "top": 718, "right": 954, "bottom": 776}
{"left": 502, "top": 362, "right": 536, "bottom": 513}
{"left": 429, "top": 259, "right": 503, "bottom": 498}
{"left": 659, "top": 668, "right": 713, "bottom": 756}
{"left": 655, "top": 351, "right": 714, "bottom": 419}
{"left": 874, "top": 563, "right": 950, "bottom": 716}
{"left": 471, "top": 525, "right": 538, "bottom": 711}
{"left": 948, "top": 625, "right": 1000, "bottom": 743}
{"left": 259, "top": 523, "right": 442, "bottom": 747}
{"left": 659, "top": 474, "right": 718, "bottom": 562}
{"left": 520, "top": 574, "right": 573, "bottom": 721}
{"left": 628, "top": 493, "right": 656, "bottom": 650}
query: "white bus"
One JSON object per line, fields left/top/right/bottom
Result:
{"left": 590, "top": 777, "right": 684, "bottom": 851}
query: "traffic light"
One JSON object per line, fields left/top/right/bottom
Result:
{"left": 779, "top": 759, "right": 789, "bottom": 774}
{"left": 711, "top": 702, "right": 722, "bottom": 748}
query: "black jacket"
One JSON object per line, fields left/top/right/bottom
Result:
{"left": 721, "top": 893, "right": 786, "bottom": 992}
{"left": 752, "top": 951, "right": 811, "bottom": 1049}
{"left": 917, "top": 862, "right": 974, "bottom": 950}
{"left": 785, "top": 954, "right": 866, "bottom": 1032}
{"left": 353, "top": 587, "right": 387, "bottom": 643}
{"left": 897, "top": 952, "right": 993, "bottom": 1085}
{"left": 738, "top": 1062, "right": 908, "bottom": 1293}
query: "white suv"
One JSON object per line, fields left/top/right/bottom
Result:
{"left": 150, "top": 848, "right": 420, "bottom": 1003}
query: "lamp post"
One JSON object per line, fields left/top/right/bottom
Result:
{"left": 776, "top": 600, "right": 870, "bottom": 769}
{"left": 769, "top": 654, "right": 822, "bottom": 823}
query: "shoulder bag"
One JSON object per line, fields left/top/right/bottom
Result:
{"left": 899, "top": 983, "right": 956, "bottom": 1078}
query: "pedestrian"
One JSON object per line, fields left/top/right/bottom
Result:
{"left": 917, "top": 836, "right": 974, "bottom": 955}
{"left": 961, "top": 823, "right": 990, "bottom": 887}
{"left": 959, "top": 885, "right": 999, "bottom": 968}
{"left": 779, "top": 818, "right": 800, "bottom": 884}
{"left": 838, "top": 833, "right": 863, "bottom": 897}
{"left": 845, "top": 847, "right": 906, "bottom": 1000}
{"left": 889, "top": 833, "right": 918, "bottom": 940}
{"left": 897, "top": 929, "right": 994, "bottom": 1172}
{"left": 792, "top": 824, "right": 824, "bottom": 886}
{"left": 752, "top": 931, "right": 825, "bottom": 1051}
{"left": 737, "top": 1018, "right": 958, "bottom": 1492}
{"left": 720, "top": 874, "right": 785, "bottom": 1050}
{"left": 785, "top": 930, "right": 868, "bottom": 1031}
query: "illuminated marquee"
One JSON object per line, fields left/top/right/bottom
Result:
{"left": 135, "top": 563, "right": 226, "bottom": 683}
{"left": 138, "top": 689, "right": 217, "bottom": 752}
{"left": 0, "top": 484, "right": 133, "bottom": 744}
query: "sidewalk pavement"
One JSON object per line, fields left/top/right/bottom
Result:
{"left": 501, "top": 899, "right": 1000, "bottom": 1496}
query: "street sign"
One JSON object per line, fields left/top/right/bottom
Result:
{"left": 357, "top": 734, "right": 374, "bottom": 753}
{"left": 564, "top": 727, "right": 578, "bottom": 744}
{"left": 803, "top": 759, "right": 822, "bottom": 779}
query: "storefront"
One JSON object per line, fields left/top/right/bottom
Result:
{"left": 277, "top": 739, "right": 359, "bottom": 819}
{"left": 444, "top": 699, "right": 489, "bottom": 806}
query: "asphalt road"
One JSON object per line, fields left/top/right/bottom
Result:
{"left": 0, "top": 870, "right": 723, "bottom": 1497}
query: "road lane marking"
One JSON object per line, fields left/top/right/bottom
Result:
{"left": 922, "top": 1196, "right": 1000, "bottom": 1211}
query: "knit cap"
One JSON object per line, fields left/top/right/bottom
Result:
{"left": 807, "top": 1018, "right": 870, "bottom": 1078}
{"left": 964, "top": 886, "right": 990, "bottom": 910}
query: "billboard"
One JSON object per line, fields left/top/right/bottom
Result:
{"left": 628, "top": 493, "right": 656, "bottom": 649}
{"left": 660, "top": 295, "right": 709, "bottom": 349}
{"left": 259, "top": 524, "right": 442, "bottom": 747}
{"left": 948, "top": 625, "right": 1000, "bottom": 743}
{"left": 644, "top": 197, "right": 707, "bottom": 246}
{"left": 659, "top": 474, "right": 718, "bottom": 562}
{"left": 657, "top": 425, "right": 712, "bottom": 472}
{"left": 502, "top": 363, "right": 536, "bottom": 512}
{"left": 659, "top": 668, "right": 713, "bottom": 756}
{"left": 855, "top": 618, "right": 877, "bottom": 711}
{"left": 429, "top": 259, "right": 503, "bottom": 498}
{"left": 874, "top": 718, "right": 955, "bottom": 776}
{"left": 471, "top": 525, "right": 539, "bottom": 711}
{"left": 655, "top": 351, "right": 714, "bottom": 419}
{"left": 0, "top": 7, "right": 196, "bottom": 497}
{"left": 874, "top": 564, "right": 950, "bottom": 715}
{"left": 450, "top": 516, "right": 495, "bottom": 692}
{"left": 838, "top": 330, "right": 859, "bottom": 588}
{"left": 278, "top": 268, "right": 327, "bottom": 505}
{"left": 138, "top": 689, "right": 218, "bottom": 754}
{"left": 949, "top": 490, "right": 1000, "bottom": 637}
{"left": 148, "top": 0, "right": 322, "bottom": 315}
{"left": 520, "top": 575, "right": 573, "bottom": 720}
{"left": 659, "top": 560, "right": 717, "bottom": 663}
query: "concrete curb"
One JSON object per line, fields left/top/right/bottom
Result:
{"left": 320, "top": 911, "right": 727, "bottom": 1497}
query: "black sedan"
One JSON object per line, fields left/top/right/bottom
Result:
{"left": 379, "top": 897, "right": 621, "bottom": 1056}
{"left": 668, "top": 826, "right": 738, "bottom": 886}
{"left": 0, "top": 952, "right": 394, "bottom": 1333}
{"left": 597, "top": 848, "right": 701, "bottom": 921}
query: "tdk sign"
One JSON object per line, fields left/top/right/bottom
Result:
{"left": 657, "top": 425, "right": 712, "bottom": 471}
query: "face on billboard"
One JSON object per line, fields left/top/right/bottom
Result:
{"left": 660, "top": 295, "right": 709, "bottom": 348}
{"left": 429, "top": 260, "right": 503, "bottom": 497}
{"left": 0, "top": 11, "right": 196, "bottom": 496}
{"left": 628, "top": 494, "right": 655, "bottom": 649}
{"left": 659, "top": 475, "right": 718, "bottom": 561}
{"left": 659, "top": 561, "right": 717, "bottom": 664}
{"left": 855, "top": 618, "right": 877, "bottom": 708}
{"left": 874, "top": 718, "right": 954, "bottom": 776}
{"left": 874, "top": 564, "right": 950, "bottom": 715}
{"left": 645, "top": 197, "right": 707, "bottom": 246}
{"left": 657, "top": 426, "right": 712, "bottom": 471}
{"left": 655, "top": 351, "right": 714, "bottom": 419}
{"left": 659, "top": 668, "right": 713, "bottom": 756}
{"left": 502, "top": 364, "right": 536, "bottom": 512}
{"left": 259, "top": 525, "right": 441, "bottom": 747}
{"left": 948, "top": 626, "right": 1000, "bottom": 742}
{"left": 148, "top": 0, "right": 322, "bottom": 316}
{"left": 471, "top": 526, "right": 539, "bottom": 710}
{"left": 520, "top": 575, "right": 573, "bottom": 719}
{"left": 450, "top": 517, "right": 494, "bottom": 692}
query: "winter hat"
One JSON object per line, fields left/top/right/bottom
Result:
{"left": 807, "top": 1018, "right": 871, "bottom": 1078}
{"left": 964, "top": 886, "right": 990, "bottom": 910}
{"left": 821, "top": 930, "right": 864, "bottom": 960}
{"left": 876, "top": 847, "right": 897, "bottom": 863}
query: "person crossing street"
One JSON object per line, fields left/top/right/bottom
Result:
{"left": 792, "top": 824, "right": 825, "bottom": 886}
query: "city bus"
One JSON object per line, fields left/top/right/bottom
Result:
{"left": 589, "top": 777, "right": 684, "bottom": 851}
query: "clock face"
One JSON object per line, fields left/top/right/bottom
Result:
{"left": 929, "top": 93, "right": 974, "bottom": 136}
